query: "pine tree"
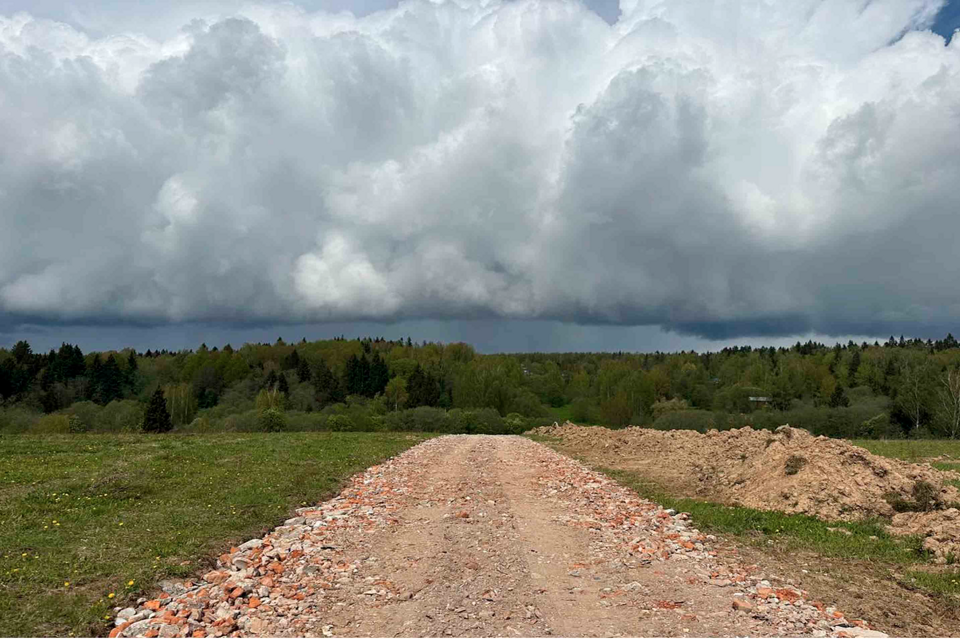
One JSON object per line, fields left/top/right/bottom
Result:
{"left": 296, "top": 356, "right": 312, "bottom": 383}
{"left": 314, "top": 359, "right": 343, "bottom": 406}
{"left": 283, "top": 349, "right": 301, "bottom": 371}
{"left": 848, "top": 350, "right": 861, "bottom": 383}
{"left": 369, "top": 353, "right": 389, "bottom": 396}
{"left": 88, "top": 354, "right": 103, "bottom": 401}
{"left": 278, "top": 372, "right": 290, "bottom": 397}
{"left": 829, "top": 384, "right": 850, "bottom": 408}
{"left": 99, "top": 355, "right": 123, "bottom": 404}
{"left": 126, "top": 350, "right": 138, "bottom": 386}
{"left": 143, "top": 387, "right": 173, "bottom": 433}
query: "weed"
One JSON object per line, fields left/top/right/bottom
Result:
{"left": 784, "top": 455, "right": 807, "bottom": 476}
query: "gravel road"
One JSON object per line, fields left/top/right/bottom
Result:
{"left": 113, "top": 436, "right": 886, "bottom": 638}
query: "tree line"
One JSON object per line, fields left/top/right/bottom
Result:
{"left": 3, "top": 333, "right": 960, "bottom": 437}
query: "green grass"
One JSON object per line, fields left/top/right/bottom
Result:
{"left": 547, "top": 404, "right": 575, "bottom": 423}
{"left": 0, "top": 432, "right": 429, "bottom": 637}
{"left": 598, "top": 467, "right": 926, "bottom": 564}
{"left": 852, "top": 439, "right": 960, "bottom": 462}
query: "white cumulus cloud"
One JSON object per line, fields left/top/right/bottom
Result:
{"left": 1, "top": 0, "right": 959, "bottom": 338}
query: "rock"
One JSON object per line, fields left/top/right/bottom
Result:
{"left": 239, "top": 539, "right": 263, "bottom": 552}
{"left": 121, "top": 621, "right": 155, "bottom": 638}
{"left": 144, "top": 601, "right": 163, "bottom": 612}
{"left": 835, "top": 627, "right": 888, "bottom": 638}
{"left": 118, "top": 608, "right": 137, "bottom": 621}
{"left": 248, "top": 618, "right": 268, "bottom": 635}
{"left": 732, "top": 599, "right": 753, "bottom": 612}
{"left": 158, "top": 624, "right": 180, "bottom": 638}
{"left": 284, "top": 517, "right": 306, "bottom": 526}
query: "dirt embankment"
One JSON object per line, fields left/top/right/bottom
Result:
{"left": 529, "top": 423, "right": 960, "bottom": 562}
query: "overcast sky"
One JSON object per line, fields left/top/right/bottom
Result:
{"left": 1, "top": 0, "right": 959, "bottom": 354}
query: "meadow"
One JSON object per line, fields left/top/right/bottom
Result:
{"left": 0, "top": 432, "right": 428, "bottom": 637}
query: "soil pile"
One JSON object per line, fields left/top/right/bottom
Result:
{"left": 888, "top": 508, "right": 960, "bottom": 564}
{"left": 529, "top": 423, "right": 960, "bottom": 524}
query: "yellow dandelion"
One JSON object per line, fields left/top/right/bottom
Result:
{"left": 108, "top": 592, "right": 115, "bottom": 599}
{"left": 128, "top": 580, "right": 135, "bottom": 586}
{"left": 64, "top": 582, "right": 70, "bottom": 587}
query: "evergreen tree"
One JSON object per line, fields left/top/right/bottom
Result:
{"left": 369, "top": 353, "right": 389, "bottom": 396}
{"left": 99, "top": 355, "right": 123, "bottom": 404}
{"left": 88, "top": 354, "right": 103, "bottom": 401}
{"left": 848, "top": 350, "right": 861, "bottom": 383}
{"left": 296, "top": 356, "right": 312, "bottom": 383}
{"left": 314, "top": 359, "right": 343, "bottom": 406}
{"left": 143, "top": 387, "right": 173, "bottom": 433}
{"left": 278, "top": 372, "right": 290, "bottom": 397}
{"left": 829, "top": 384, "right": 850, "bottom": 408}
{"left": 283, "top": 349, "right": 301, "bottom": 371}
{"left": 407, "top": 365, "right": 441, "bottom": 407}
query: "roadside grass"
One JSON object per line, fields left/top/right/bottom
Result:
{"left": 597, "top": 467, "right": 926, "bottom": 564}
{"left": 0, "top": 432, "right": 429, "bottom": 637}
{"left": 598, "top": 466, "right": 960, "bottom": 598}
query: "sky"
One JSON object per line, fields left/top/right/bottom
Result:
{"left": 1, "top": 0, "right": 960, "bottom": 354}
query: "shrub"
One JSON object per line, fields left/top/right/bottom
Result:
{"left": 651, "top": 398, "right": 690, "bottom": 420}
{"left": 884, "top": 481, "right": 946, "bottom": 513}
{"left": 257, "top": 408, "right": 287, "bottom": 432}
{"left": 63, "top": 401, "right": 102, "bottom": 433}
{"left": 67, "top": 415, "right": 85, "bottom": 434}
{"left": 570, "top": 397, "right": 598, "bottom": 424}
{"left": 326, "top": 414, "right": 353, "bottom": 432}
{"left": 784, "top": 455, "right": 807, "bottom": 476}
{"left": 653, "top": 410, "right": 716, "bottom": 433}
{"left": 0, "top": 406, "right": 42, "bottom": 434}
{"left": 33, "top": 414, "right": 71, "bottom": 434}
{"left": 99, "top": 400, "right": 144, "bottom": 432}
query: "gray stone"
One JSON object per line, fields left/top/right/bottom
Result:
{"left": 117, "top": 608, "right": 137, "bottom": 621}
{"left": 121, "top": 620, "right": 153, "bottom": 638}
{"left": 158, "top": 624, "right": 180, "bottom": 638}
{"left": 238, "top": 538, "right": 263, "bottom": 552}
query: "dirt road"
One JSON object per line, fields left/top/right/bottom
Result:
{"left": 115, "top": 436, "right": 885, "bottom": 638}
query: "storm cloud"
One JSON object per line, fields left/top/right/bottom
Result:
{"left": 1, "top": 0, "right": 959, "bottom": 340}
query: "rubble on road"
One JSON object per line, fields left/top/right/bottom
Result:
{"left": 525, "top": 440, "right": 887, "bottom": 638}
{"left": 113, "top": 435, "right": 886, "bottom": 638}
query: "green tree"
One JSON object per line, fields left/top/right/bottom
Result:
{"left": 384, "top": 377, "right": 408, "bottom": 411}
{"left": 828, "top": 384, "right": 850, "bottom": 408}
{"left": 313, "top": 359, "right": 343, "bottom": 406}
{"left": 143, "top": 387, "right": 172, "bottom": 433}
{"left": 296, "top": 357, "right": 312, "bottom": 383}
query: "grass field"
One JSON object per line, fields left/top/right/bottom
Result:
{"left": 852, "top": 439, "right": 960, "bottom": 462}
{"left": 0, "top": 432, "right": 429, "bottom": 637}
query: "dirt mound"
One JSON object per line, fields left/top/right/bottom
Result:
{"left": 529, "top": 422, "right": 960, "bottom": 523}
{"left": 888, "top": 508, "right": 960, "bottom": 564}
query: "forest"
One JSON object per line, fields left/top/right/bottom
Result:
{"left": 2, "top": 333, "right": 960, "bottom": 438}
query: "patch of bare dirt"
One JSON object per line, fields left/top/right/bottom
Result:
{"left": 888, "top": 508, "right": 960, "bottom": 564}
{"left": 528, "top": 423, "right": 960, "bottom": 523}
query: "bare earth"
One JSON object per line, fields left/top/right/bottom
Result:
{"left": 115, "top": 436, "right": 884, "bottom": 638}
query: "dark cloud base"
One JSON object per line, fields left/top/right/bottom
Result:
{"left": 0, "top": 318, "right": 891, "bottom": 355}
